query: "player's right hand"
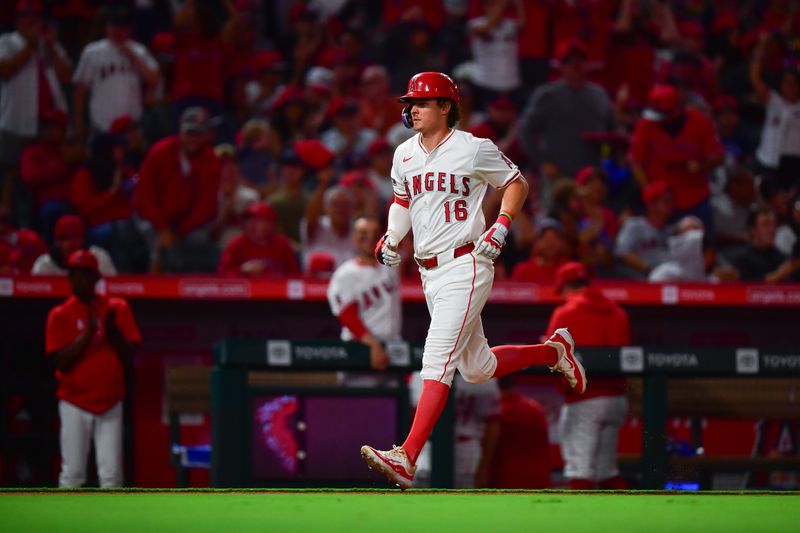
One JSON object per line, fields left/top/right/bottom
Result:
{"left": 375, "top": 233, "right": 401, "bottom": 267}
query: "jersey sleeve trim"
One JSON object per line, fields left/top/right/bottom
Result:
{"left": 493, "top": 170, "right": 522, "bottom": 190}
{"left": 393, "top": 194, "right": 410, "bottom": 208}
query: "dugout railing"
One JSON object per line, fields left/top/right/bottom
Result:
{"left": 211, "top": 339, "right": 800, "bottom": 489}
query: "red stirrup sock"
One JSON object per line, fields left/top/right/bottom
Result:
{"left": 402, "top": 379, "right": 450, "bottom": 464}
{"left": 491, "top": 344, "right": 558, "bottom": 378}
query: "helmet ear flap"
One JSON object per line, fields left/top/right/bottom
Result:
{"left": 401, "top": 105, "right": 414, "bottom": 129}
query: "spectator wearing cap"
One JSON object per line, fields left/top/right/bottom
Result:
{"left": 711, "top": 165, "right": 756, "bottom": 251}
{"left": 628, "top": 84, "right": 724, "bottom": 232}
{"left": 575, "top": 166, "right": 617, "bottom": 276}
{"left": 20, "top": 110, "right": 73, "bottom": 241}
{"left": 172, "top": 0, "right": 228, "bottom": 125}
{"left": 613, "top": 182, "right": 672, "bottom": 280}
{"left": 750, "top": 34, "right": 800, "bottom": 189}
{"left": 320, "top": 96, "right": 378, "bottom": 169}
{"left": 45, "top": 249, "right": 141, "bottom": 488}
{"left": 519, "top": 38, "right": 615, "bottom": 201}
{"left": 32, "top": 214, "right": 116, "bottom": 276}
{"left": 266, "top": 146, "right": 310, "bottom": 247}
{"left": 365, "top": 137, "right": 394, "bottom": 205}
{"left": 244, "top": 50, "right": 286, "bottom": 116}
{"left": 134, "top": 106, "right": 222, "bottom": 273}
{"left": 270, "top": 84, "right": 309, "bottom": 144}
{"left": 109, "top": 114, "right": 147, "bottom": 170}
{"left": 467, "top": 0, "right": 523, "bottom": 106}
{"left": 470, "top": 96, "right": 524, "bottom": 167}
{"left": 545, "top": 260, "right": 630, "bottom": 490}
{"left": 72, "top": 6, "right": 158, "bottom": 142}
{"left": 340, "top": 169, "right": 380, "bottom": 219}
{"left": 210, "top": 143, "right": 259, "bottom": 248}
{"left": 656, "top": 20, "right": 717, "bottom": 105}
{"left": 511, "top": 217, "right": 568, "bottom": 283}
{"left": 237, "top": 119, "right": 279, "bottom": 197}
{"left": 0, "top": 206, "right": 46, "bottom": 274}
{"left": 359, "top": 65, "right": 404, "bottom": 136}
{"left": 0, "top": 1, "right": 71, "bottom": 174}
{"left": 302, "top": 184, "right": 357, "bottom": 270}
{"left": 218, "top": 201, "right": 299, "bottom": 277}
{"left": 70, "top": 133, "right": 141, "bottom": 270}
{"left": 724, "top": 206, "right": 800, "bottom": 283}
{"left": 302, "top": 66, "right": 334, "bottom": 137}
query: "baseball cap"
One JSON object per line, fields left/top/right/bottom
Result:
{"left": 575, "top": 166, "right": 598, "bottom": 186}
{"left": 306, "top": 252, "right": 336, "bottom": 279}
{"left": 712, "top": 95, "right": 738, "bottom": 114}
{"left": 180, "top": 107, "right": 210, "bottom": 134}
{"left": 16, "top": 0, "right": 42, "bottom": 16}
{"left": 327, "top": 96, "right": 360, "bottom": 119}
{"left": 244, "top": 202, "right": 276, "bottom": 222}
{"left": 294, "top": 139, "right": 335, "bottom": 170}
{"left": 55, "top": 215, "right": 85, "bottom": 240}
{"left": 340, "top": 170, "right": 374, "bottom": 190}
{"left": 367, "top": 137, "right": 391, "bottom": 158}
{"left": 40, "top": 109, "right": 69, "bottom": 127}
{"left": 109, "top": 114, "right": 133, "bottom": 135}
{"left": 67, "top": 249, "right": 99, "bottom": 273}
{"left": 555, "top": 38, "right": 588, "bottom": 64}
{"left": 556, "top": 261, "right": 589, "bottom": 292}
{"left": 270, "top": 85, "right": 305, "bottom": 112}
{"left": 536, "top": 217, "right": 563, "bottom": 237}
{"left": 150, "top": 32, "right": 176, "bottom": 56}
{"left": 488, "top": 96, "right": 516, "bottom": 112}
{"left": 642, "top": 181, "right": 671, "bottom": 205}
{"left": 643, "top": 85, "right": 680, "bottom": 122}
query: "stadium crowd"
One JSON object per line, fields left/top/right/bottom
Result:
{"left": 1, "top": 0, "right": 800, "bottom": 283}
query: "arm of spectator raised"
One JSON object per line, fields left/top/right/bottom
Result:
{"left": 303, "top": 167, "right": 333, "bottom": 241}
{"left": 749, "top": 35, "right": 771, "bottom": 104}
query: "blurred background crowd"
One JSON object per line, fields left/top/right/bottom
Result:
{"left": 1, "top": 0, "right": 800, "bottom": 283}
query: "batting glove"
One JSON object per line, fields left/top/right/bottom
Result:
{"left": 475, "top": 214, "right": 512, "bottom": 261}
{"left": 375, "top": 233, "right": 401, "bottom": 267}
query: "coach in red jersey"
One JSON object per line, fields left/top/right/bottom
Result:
{"left": 45, "top": 250, "right": 141, "bottom": 487}
{"left": 218, "top": 202, "right": 299, "bottom": 277}
{"left": 546, "top": 261, "right": 630, "bottom": 490}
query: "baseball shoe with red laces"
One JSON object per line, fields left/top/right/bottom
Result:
{"left": 360, "top": 444, "right": 416, "bottom": 490}
{"left": 545, "top": 328, "right": 587, "bottom": 394}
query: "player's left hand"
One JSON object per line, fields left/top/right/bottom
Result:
{"left": 475, "top": 218, "right": 510, "bottom": 261}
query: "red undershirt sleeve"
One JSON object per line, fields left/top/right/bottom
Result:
{"left": 337, "top": 301, "right": 367, "bottom": 339}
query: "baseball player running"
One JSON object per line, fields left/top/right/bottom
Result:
{"left": 360, "top": 72, "right": 586, "bottom": 489}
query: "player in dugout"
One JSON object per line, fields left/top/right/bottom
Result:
{"left": 361, "top": 71, "right": 586, "bottom": 489}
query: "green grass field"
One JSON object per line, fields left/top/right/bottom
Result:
{"left": 1, "top": 490, "right": 799, "bottom": 532}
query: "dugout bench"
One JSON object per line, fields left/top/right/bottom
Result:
{"left": 209, "top": 340, "right": 800, "bottom": 489}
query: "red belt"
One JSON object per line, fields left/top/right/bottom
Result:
{"left": 415, "top": 243, "right": 475, "bottom": 270}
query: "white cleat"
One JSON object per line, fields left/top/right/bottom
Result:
{"left": 360, "top": 445, "right": 416, "bottom": 490}
{"left": 545, "top": 327, "right": 587, "bottom": 394}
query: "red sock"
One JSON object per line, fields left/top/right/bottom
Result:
{"left": 491, "top": 344, "right": 558, "bottom": 378}
{"left": 402, "top": 379, "right": 450, "bottom": 464}
{"left": 599, "top": 476, "right": 628, "bottom": 490}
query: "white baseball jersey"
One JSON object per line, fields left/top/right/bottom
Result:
{"left": 391, "top": 129, "right": 520, "bottom": 258}
{"left": 327, "top": 258, "right": 401, "bottom": 342}
{"left": 73, "top": 39, "right": 158, "bottom": 131}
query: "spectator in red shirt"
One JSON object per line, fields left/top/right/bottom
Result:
{"left": 45, "top": 249, "right": 141, "bottom": 487}
{"left": 218, "top": 201, "right": 299, "bottom": 277}
{"left": 70, "top": 133, "right": 135, "bottom": 249}
{"left": 546, "top": 261, "right": 630, "bottom": 490}
{"left": 135, "top": 107, "right": 222, "bottom": 273}
{"left": 628, "top": 84, "right": 725, "bottom": 233}
{"left": 0, "top": 206, "right": 46, "bottom": 274}
{"left": 171, "top": 0, "right": 228, "bottom": 126}
{"left": 486, "top": 376, "right": 551, "bottom": 489}
{"left": 511, "top": 218, "right": 568, "bottom": 283}
{"left": 20, "top": 109, "right": 73, "bottom": 243}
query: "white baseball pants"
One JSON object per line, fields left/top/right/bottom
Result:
{"left": 419, "top": 252, "right": 497, "bottom": 386}
{"left": 558, "top": 396, "right": 628, "bottom": 481}
{"left": 58, "top": 400, "right": 123, "bottom": 488}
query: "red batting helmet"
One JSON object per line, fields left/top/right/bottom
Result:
{"left": 399, "top": 72, "right": 459, "bottom": 103}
